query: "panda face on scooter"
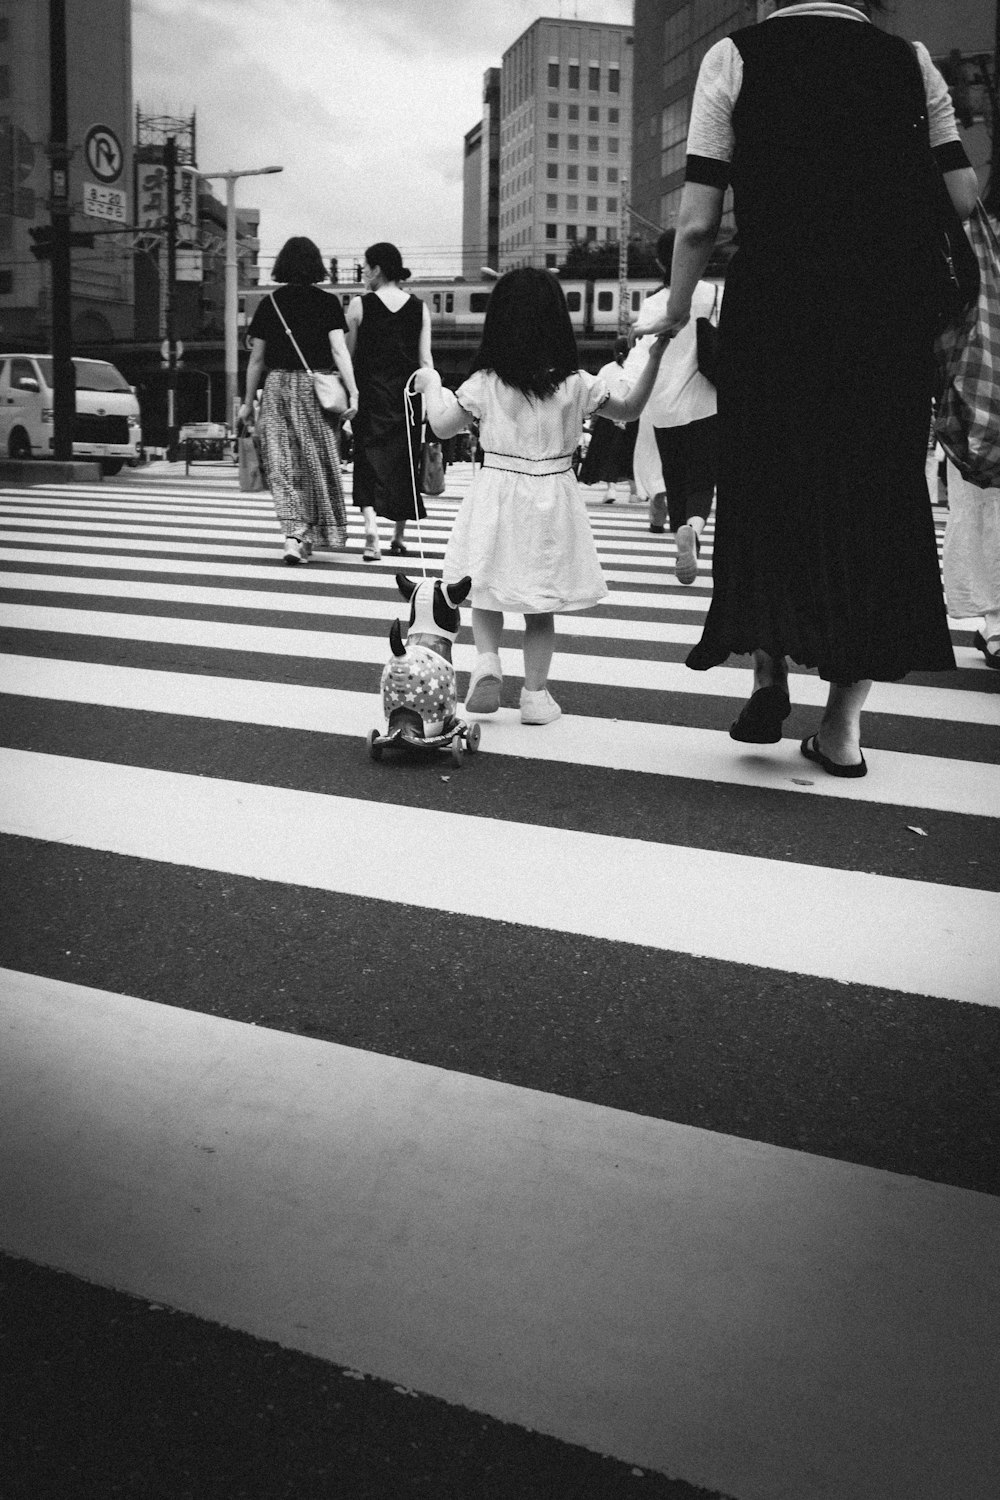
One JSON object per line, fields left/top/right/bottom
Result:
{"left": 380, "top": 574, "right": 473, "bottom": 738}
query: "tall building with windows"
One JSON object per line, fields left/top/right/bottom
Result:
{"left": 462, "top": 69, "right": 500, "bottom": 279}
{"left": 482, "top": 17, "right": 633, "bottom": 273}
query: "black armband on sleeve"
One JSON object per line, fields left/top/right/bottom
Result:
{"left": 685, "top": 155, "right": 731, "bottom": 189}
{"left": 934, "top": 139, "right": 972, "bottom": 173}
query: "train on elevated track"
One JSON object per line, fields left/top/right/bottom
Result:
{"left": 239, "top": 277, "right": 666, "bottom": 342}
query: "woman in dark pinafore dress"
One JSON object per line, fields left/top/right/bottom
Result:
{"left": 346, "top": 241, "right": 432, "bottom": 560}
{"left": 643, "top": 0, "right": 979, "bottom": 777}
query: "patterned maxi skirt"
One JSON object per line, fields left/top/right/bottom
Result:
{"left": 257, "top": 369, "right": 347, "bottom": 547}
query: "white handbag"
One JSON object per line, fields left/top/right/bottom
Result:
{"left": 269, "top": 293, "right": 349, "bottom": 416}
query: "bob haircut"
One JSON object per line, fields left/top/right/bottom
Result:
{"left": 470, "top": 268, "right": 579, "bottom": 399}
{"left": 364, "top": 241, "right": 410, "bottom": 282}
{"left": 272, "top": 236, "right": 327, "bottom": 285}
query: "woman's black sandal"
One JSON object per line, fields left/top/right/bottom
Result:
{"left": 729, "top": 684, "right": 791, "bottom": 743}
{"left": 800, "top": 734, "right": 867, "bottom": 778}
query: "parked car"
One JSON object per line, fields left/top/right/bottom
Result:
{"left": 0, "top": 353, "right": 143, "bottom": 475}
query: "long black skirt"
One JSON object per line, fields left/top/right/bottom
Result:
{"left": 687, "top": 249, "right": 955, "bottom": 683}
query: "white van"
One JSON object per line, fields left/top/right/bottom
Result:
{"left": 0, "top": 353, "right": 143, "bottom": 475}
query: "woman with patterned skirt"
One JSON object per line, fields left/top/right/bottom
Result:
{"left": 239, "top": 236, "right": 358, "bottom": 565}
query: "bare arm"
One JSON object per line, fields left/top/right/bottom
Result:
{"left": 600, "top": 337, "right": 670, "bottom": 422}
{"left": 237, "top": 338, "right": 267, "bottom": 424}
{"left": 329, "top": 328, "right": 359, "bottom": 421}
{"left": 944, "top": 165, "right": 980, "bottom": 220}
{"left": 411, "top": 368, "right": 471, "bottom": 439}
{"left": 418, "top": 302, "right": 433, "bottom": 369}
{"left": 344, "top": 296, "right": 363, "bottom": 358}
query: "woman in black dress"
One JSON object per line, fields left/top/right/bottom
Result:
{"left": 345, "top": 242, "right": 433, "bottom": 561}
{"left": 645, "top": 0, "right": 978, "bottom": 776}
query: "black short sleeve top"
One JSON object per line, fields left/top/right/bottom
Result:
{"left": 248, "top": 284, "right": 348, "bottom": 372}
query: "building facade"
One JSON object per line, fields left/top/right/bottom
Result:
{"left": 631, "top": 0, "right": 998, "bottom": 238}
{"left": 462, "top": 68, "right": 500, "bottom": 279}
{"left": 0, "top": 0, "right": 134, "bottom": 346}
{"left": 481, "top": 17, "right": 633, "bottom": 273}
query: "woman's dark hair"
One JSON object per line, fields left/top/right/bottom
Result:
{"left": 272, "top": 236, "right": 327, "bottom": 285}
{"left": 365, "top": 241, "right": 410, "bottom": 282}
{"left": 470, "top": 268, "right": 579, "bottom": 399}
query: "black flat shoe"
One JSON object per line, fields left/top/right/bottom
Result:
{"left": 800, "top": 734, "right": 867, "bottom": 778}
{"left": 388, "top": 539, "right": 409, "bottom": 556}
{"left": 974, "top": 631, "right": 1000, "bottom": 669}
{"left": 729, "top": 684, "right": 791, "bottom": 743}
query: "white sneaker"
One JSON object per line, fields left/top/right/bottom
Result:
{"left": 465, "top": 653, "right": 502, "bottom": 714}
{"left": 283, "top": 536, "right": 305, "bottom": 565}
{"left": 520, "top": 687, "right": 561, "bottom": 725}
{"left": 675, "top": 524, "right": 698, "bottom": 585}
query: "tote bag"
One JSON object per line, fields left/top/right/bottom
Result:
{"left": 420, "top": 440, "right": 446, "bottom": 496}
{"left": 935, "top": 204, "right": 1000, "bottom": 489}
{"left": 238, "top": 431, "right": 265, "bottom": 492}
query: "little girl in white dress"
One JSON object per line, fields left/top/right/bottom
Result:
{"left": 414, "top": 268, "right": 669, "bottom": 724}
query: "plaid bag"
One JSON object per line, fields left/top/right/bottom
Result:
{"left": 935, "top": 204, "right": 1000, "bottom": 489}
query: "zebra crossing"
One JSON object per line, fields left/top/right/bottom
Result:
{"left": 1, "top": 462, "right": 998, "bottom": 1499}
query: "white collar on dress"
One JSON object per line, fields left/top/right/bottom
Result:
{"left": 768, "top": 3, "right": 869, "bottom": 20}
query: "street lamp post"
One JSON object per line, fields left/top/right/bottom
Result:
{"left": 196, "top": 164, "right": 282, "bottom": 428}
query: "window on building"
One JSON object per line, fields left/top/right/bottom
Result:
{"left": 608, "top": 137, "right": 619, "bottom": 153}
{"left": 568, "top": 63, "right": 579, "bottom": 89}
{"left": 661, "top": 100, "right": 689, "bottom": 180}
{"left": 587, "top": 165, "right": 599, "bottom": 182}
{"left": 567, "top": 194, "right": 578, "bottom": 211}
{"left": 547, "top": 163, "right": 558, "bottom": 179}
{"left": 545, "top": 223, "right": 557, "bottom": 239}
{"left": 546, "top": 193, "right": 557, "bottom": 209}
{"left": 545, "top": 253, "right": 558, "bottom": 268}
{"left": 0, "top": 270, "right": 12, "bottom": 296}
{"left": 609, "top": 67, "right": 620, "bottom": 93}
{"left": 568, "top": 104, "right": 579, "bottom": 121}
{"left": 607, "top": 167, "right": 618, "bottom": 183}
{"left": 589, "top": 65, "right": 600, "bottom": 90}
{"left": 588, "top": 107, "right": 599, "bottom": 123}
{"left": 0, "top": 64, "right": 9, "bottom": 98}
{"left": 566, "top": 224, "right": 578, "bottom": 240}
{"left": 567, "top": 164, "right": 578, "bottom": 181}
{"left": 0, "top": 19, "right": 9, "bottom": 41}
{"left": 585, "top": 225, "right": 597, "bottom": 242}
{"left": 568, "top": 134, "right": 579, "bottom": 150}
{"left": 565, "top": 291, "right": 582, "bottom": 311}
{"left": 586, "top": 196, "right": 598, "bottom": 212}
{"left": 609, "top": 108, "right": 619, "bottom": 124}
{"left": 597, "top": 290, "right": 613, "bottom": 311}
{"left": 547, "top": 133, "right": 558, "bottom": 148}
{"left": 548, "top": 61, "right": 560, "bottom": 87}
{"left": 548, "top": 102, "right": 559, "bottom": 118}
{"left": 587, "top": 136, "right": 598, "bottom": 152}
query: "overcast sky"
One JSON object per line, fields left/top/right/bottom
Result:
{"left": 133, "top": 0, "right": 634, "bottom": 279}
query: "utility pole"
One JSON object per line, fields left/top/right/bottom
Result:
{"left": 617, "top": 177, "right": 630, "bottom": 335}
{"left": 165, "top": 135, "right": 179, "bottom": 459}
{"left": 48, "top": 0, "right": 73, "bottom": 460}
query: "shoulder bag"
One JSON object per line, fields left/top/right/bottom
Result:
{"left": 420, "top": 438, "right": 446, "bottom": 496}
{"left": 269, "top": 292, "right": 349, "bottom": 416}
{"left": 695, "top": 282, "right": 720, "bottom": 386}
{"left": 935, "top": 202, "right": 1000, "bottom": 489}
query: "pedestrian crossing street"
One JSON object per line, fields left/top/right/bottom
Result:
{"left": 1, "top": 462, "right": 998, "bottom": 1499}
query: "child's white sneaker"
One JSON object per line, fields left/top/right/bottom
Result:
{"left": 465, "top": 652, "right": 503, "bottom": 714}
{"left": 520, "top": 687, "right": 561, "bottom": 725}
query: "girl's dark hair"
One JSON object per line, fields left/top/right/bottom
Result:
{"left": 470, "top": 268, "right": 579, "bottom": 399}
{"left": 272, "top": 236, "right": 327, "bottom": 285}
{"left": 365, "top": 241, "right": 410, "bottom": 282}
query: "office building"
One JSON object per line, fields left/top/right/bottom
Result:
{"left": 0, "top": 0, "right": 134, "bottom": 345}
{"left": 463, "top": 17, "right": 633, "bottom": 276}
{"left": 462, "top": 69, "right": 500, "bottom": 279}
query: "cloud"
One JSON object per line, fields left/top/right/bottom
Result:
{"left": 133, "top": 0, "right": 633, "bottom": 275}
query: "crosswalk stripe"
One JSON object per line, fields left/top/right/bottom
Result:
{"left": 2, "top": 601, "right": 995, "bottom": 725}
{"left": 2, "top": 747, "right": 995, "bottom": 1004}
{"left": 3, "top": 653, "right": 996, "bottom": 817}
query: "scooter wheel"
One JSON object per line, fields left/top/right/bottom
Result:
{"left": 450, "top": 738, "right": 464, "bottom": 768}
{"left": 465, "top": 722, "right": 481, "bottom": 754}
{"left": 367, "top": 729, "right": 384, "bottom": 762}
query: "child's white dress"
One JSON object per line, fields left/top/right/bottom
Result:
{"left": 443, "top": 368, "right": 611, "bottom": 614}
